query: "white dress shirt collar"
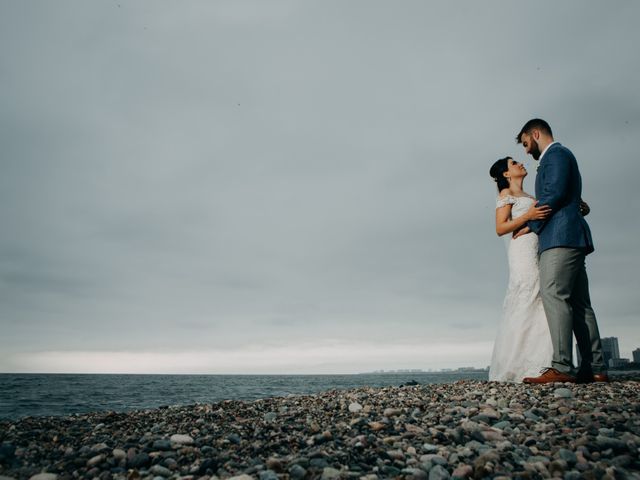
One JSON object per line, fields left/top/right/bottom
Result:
{"left": 539, "top": 141, "right": 558, "bottom": 161}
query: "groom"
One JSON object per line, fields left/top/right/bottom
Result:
{"left": 514, "top": 119, "right": 607, "bottom": 384}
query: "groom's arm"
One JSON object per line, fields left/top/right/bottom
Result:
{"left": 528, "top": 149, "right": 571, "bottom": 234}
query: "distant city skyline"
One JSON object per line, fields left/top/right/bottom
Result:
{"left": 366, "top": 367, "right": 489, "bottom": 374}
{"left": 601, "top": 337, "right": 621, "bottom": 366}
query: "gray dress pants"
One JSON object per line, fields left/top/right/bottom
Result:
{"left": 538, "top": 247, "right": 606, "bottom": 374}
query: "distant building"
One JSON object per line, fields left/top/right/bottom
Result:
{"left": 609, "top": 358, "right": 630, "bottom": 369}
{"left": 601, "top": 337, "right": 620, "bottom": 366}
{"left": 633, "top": 348, "right": 640, "bottom": 363}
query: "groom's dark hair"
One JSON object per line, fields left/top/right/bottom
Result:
{"left": 516, "top": 119, "right": 553, "bottom": 143}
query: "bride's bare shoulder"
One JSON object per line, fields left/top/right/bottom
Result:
{"left": 498, "top": 188, "right": 513, "bottom": 198}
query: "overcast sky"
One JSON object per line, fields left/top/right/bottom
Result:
{"left": 1, "top": 1, "right": 639, "bottom": 374}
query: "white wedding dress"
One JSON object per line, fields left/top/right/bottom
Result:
{"left": 489, "top": 195, "right": 554, "bottom": 382}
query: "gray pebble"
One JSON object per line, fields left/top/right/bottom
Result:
{"left": 169, "top": 434, "right": 194, "bottom": 445}
{"left": 258, "top": 470, "right": 279, "bottom": 480}
{"left": 420, "top": 454, "right": 447, "bottom": 466}
{"left": 402, "top": 467, "right": 428, "bottom": 480}
{"left": 150, "top": 465, "right": 172, "bottom": 477}
{"left": 128, "top": 452, "right": 151, "bottom": 468}
{"left": 383, "top": 407, "right": 402, "bottom": 417}
{"left": 321, "top": 467, "right": 341, "bottom": 479}
{"left": 112, "top": 448, "right": 126, "bottom": 460}
{"left": 557, "top": 448, "right": 577, "bottom": 465}
{"left": 152, "top": 439, "right": 172, "bottom": 451}
{"left": 289, "top": 464, "right": 307, "bottom": 479}
{"left": 524, "top": 410, "right": 541, "bottom": 421}
{"left": 86, "top": 454, "right": 105, "bottom": 467}
{"left": 310, "top": 458, "right": 329, "bottom": 469}
{"left": 611, "top": 455, "right": 633, "bottom": 467}
{"left": 492, "top": 420, "right": 511, "bottom": 430}
{"left": 553, "top": 388, "right": 573, "bottom": 398}
{"left": 596, "top": 435, "right": 627, "bottom": 451}
{"left": 429, "top": 464, "right": 451, "bottom": 480}
{"left": 422, "top": 443, "right": 439, "bottom": 453}
{"left": 528, "top": 455, "right": 550, "bottom": 464}
{"left": 90, "top": 442, "right": 110, "bottom": 453}
{"left": 564, "top": 472, "right": 581, "bottom": 480}
{"left": 162, "top": 457, "right": 177, "bottom": 468}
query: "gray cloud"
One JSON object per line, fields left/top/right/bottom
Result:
{"left": 1, "top": 0, "right": 639, "bottom": 372}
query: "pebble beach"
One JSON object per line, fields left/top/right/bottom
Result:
{"left": 1, "top": 376, "right": 639, "bottom": 480}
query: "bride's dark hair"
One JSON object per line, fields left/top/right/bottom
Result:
{"left": 490, "top": 157, "right": 511, "bottom": 192}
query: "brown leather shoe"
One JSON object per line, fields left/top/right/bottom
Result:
{"left": 592, "top": 373, "right": 610, "bottom": 382}
{"left": 523, "top": 368, "right": 576, "bottom": 384}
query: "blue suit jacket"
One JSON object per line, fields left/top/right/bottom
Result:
{"left": 527, "top": 143, "right": 594, "bottom": 254}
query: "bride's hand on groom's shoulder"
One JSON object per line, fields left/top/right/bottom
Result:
{"left": 513, "top": 226, "right": 531, "bottom": 239}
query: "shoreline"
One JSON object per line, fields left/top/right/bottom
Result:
{"left": 1, "top": 377, "right": 639, "bottom": 479}
{"left": 0, "top": 372, "right": 491, "bottom": 421}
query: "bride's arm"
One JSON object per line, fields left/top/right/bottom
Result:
{"left": 495, "top": 201, "right": 551, "bottom": 236}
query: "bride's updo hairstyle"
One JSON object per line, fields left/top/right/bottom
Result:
{"left": 490, "top": 157, "right": 511, "bottom": 192}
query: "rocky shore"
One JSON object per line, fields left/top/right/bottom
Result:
{"left": 1, "top": 376, "right": 639, "bottom": 480}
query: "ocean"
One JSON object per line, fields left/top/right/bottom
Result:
{"left": 0, "top": 371, "right": 488, "bottom": 420}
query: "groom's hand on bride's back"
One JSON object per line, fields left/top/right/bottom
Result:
{"left": 512, "top": 226, "right": 531, "bottom": 239}
{"left": 580, "top": 199, "right": 590, "bottom": 216}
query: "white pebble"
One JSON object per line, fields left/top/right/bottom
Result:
{"left": 170, "top": 434, "right": 194, "bottom": 445}
{"left": 553, "top": 388, "right": 573, "bottom": 399}
{"left": 112, "top": 448, "right": 126, "bottom": 460}
{"left": 29, "top": 475, "right": 58, "bottom": 480}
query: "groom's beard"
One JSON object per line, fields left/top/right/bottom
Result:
{"left": 530, "top": 139, "right": 542, "bottom": 160}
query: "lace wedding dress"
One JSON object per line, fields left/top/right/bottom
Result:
{"left": 489, "top": 195, "right": 554, "bottom": 382}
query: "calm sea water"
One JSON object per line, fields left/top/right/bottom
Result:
{"left": 0, "top": 371, "right": 488, "bottom": 420}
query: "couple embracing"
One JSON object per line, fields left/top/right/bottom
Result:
{"left": 488, "top": 119, "right": 607, "bottom": 384}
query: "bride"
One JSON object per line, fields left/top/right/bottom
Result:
{"left": 488, "top": 156, "right": 554, "bottom": 382}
